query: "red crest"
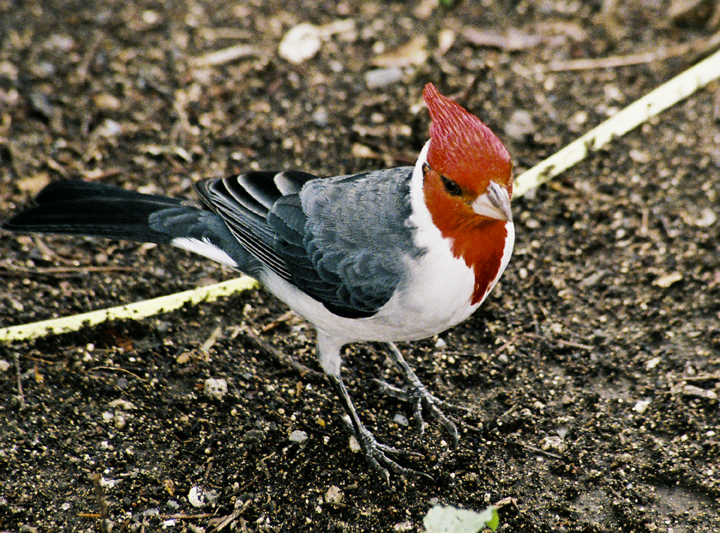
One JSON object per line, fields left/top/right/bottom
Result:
{"left": 423, "top": 83, "right": 512, "bottom": 193}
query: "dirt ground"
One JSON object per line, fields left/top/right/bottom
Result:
{"left": 1, "top": 1, "right": 719, "bottom": 531}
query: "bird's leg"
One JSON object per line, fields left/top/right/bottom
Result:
{"left": 327, "top": 373, "right": 431, "bottom": 482}
{"left": 317, "top": 332, "right": 430, "bottom": 480}
{"left": 376, "top": 342, "right": 459, "bottom": 445}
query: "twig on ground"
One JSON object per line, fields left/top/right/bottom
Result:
{"left": 88, "top": 366, "right": 148, "bottom": 382}
{"left": 546, "top": 31, "right": 720, "bottom": 72}
{"left": 242, "top": 328, "right": 321, "bottom": 378}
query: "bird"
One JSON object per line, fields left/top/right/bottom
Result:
{"left": 3, "top": 83, "right": 514, "bottom": 480}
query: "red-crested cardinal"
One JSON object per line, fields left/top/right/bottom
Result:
{"left": 3, "top": 83, "right": 513, "bottom": 480}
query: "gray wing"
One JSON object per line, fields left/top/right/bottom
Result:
{"left": 291, "top": 167, "right": 422, "bottom": 317}
{"left": 194, "top": 168, "right": 422, "bottom": 318}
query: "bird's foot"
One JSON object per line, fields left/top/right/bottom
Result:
{"left": 341, "top": 416, "right": 433, "bottom": 483}
{"left": 375, "top": 378, "right": 460, "bottom": 446}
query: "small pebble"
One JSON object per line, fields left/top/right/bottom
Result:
{"left": 188, "top": 486, "right": 206, "bottom": 508}
{"left": 325, "top": 485, "right": 344, "bottom": 505}
{"left": 365, "top": 67, "right": 403, "bottom": 89}
{"left": 109, "top": 399, "right": 137, "bottom": 410}
{"left": 633, "top": 399, "right": 651, "bottom": 414}
{"left": 188, "top": 486, "right": 217, "bottom": 508}
{"left": 279, "top": 23, "right": 322, "bottom": 64}
{"left": 349, "top": 434, "right": 361, "bottom": 453}
{"left": 393, "top": 413, "right": 409, "bottom": 427}
{"left": 204, "top": 378, "right": 228, "bottom": 400}
{"left": 289, "top": 430, "right": 308, "bottom": 443}
{"left": 541, "top": 435, "right": 566, "bottom": 453}
{"left": 645, "top": 357, "right": 661, "bottom": 370}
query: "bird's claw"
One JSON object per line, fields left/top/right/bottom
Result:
{"left": 341, "top": 416, "right": 434, "bottom": 483}
{"left": 375, "top": 378, "right": 460, "bottom": 446}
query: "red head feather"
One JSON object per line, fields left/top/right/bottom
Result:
{"left": 422, "top": 83, "right": 513, "bottom": 305}
{"left": 423, "top": 83, "right": 512, "bottom": 194}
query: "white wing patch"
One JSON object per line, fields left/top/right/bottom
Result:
{"left": 172, "top": 237, "right": 238, "bottom": 268}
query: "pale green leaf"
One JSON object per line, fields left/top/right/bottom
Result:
{"left": 423, "top": 505, "right": 499, "bottom": 533}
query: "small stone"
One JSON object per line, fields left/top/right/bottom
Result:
{"left": 289, "top": 430, "right": 308, "bottom": 443}
{"left": 349, "top": 434, "right": 361, "bottom": 453}
{"left": 695, "top": 208, "right": 716, "bottom": 227}
{"left": 114, "top": 412, "right": 127, "bottom": 430}
{"left": 109, "top": 399, "right": 137, "bottom": 410}
{"left": 312, "top": 108, "right": 329, "bottom": 126}
{"left": 393, "top": 521, "right": 414, "bottom": 531}
{"left": 633, "top": 399, "right": 651, "bottom": 414}
{"left": 204, "top": 378, "right": 228, "bottom": 400}
{"left": 393, "top": 413, "right": 409, "bottom": 427}
{"left": 325, "top": 485, "right": 344, "bottom": 505}
{"left": 645, "top": 357, "right": 661, "bottom": 370}
{"left": 364, "top": 67, "right": 403, "bottom": 89}
{"left": 278, "top": 23, "right": 322, "bottom": 64}
{"left": 187, "top": 486, "right": 218, "bottom": 508}
{"left": 176, "top": 352, "right": 192, "bottom": 364}
{"left": 617, "top": 453, "right": 633, "bottom": 464}
{"left": 540, "top": 435, "right": 566, "bottom": 453}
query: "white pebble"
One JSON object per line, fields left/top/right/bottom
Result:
{"left": 289, "top": 430, "right": 308, "bottom": 443}
{"left": 365, "top": 67, "right": 403, "bottom": 88}
{"left": 204, "top": 378, "right": 228, "bottom": 400}
{"left": 393, "top": 413, "right": 409, "bottom": 427}
{"left": 349, "top": 435, "right": 361, "bottom": 453}
{"left": 187, "top": 485, "right": 218, "bottom": 508}
{"left": 324, "top": 485, "right": 344, "bottom": 505}
{"left": 645, "top": 357, "right": 661, "bottom": 370}
{"left": 633, "top": 399, "right": 651, "bottom": 414}
{"left": 279, "top": 23, "right": 322, "bottom": 64}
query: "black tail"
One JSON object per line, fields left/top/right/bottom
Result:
{"left": 3, "top": 179, "right": 187, "bottom": 244}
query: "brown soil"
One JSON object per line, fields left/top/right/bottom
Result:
{"left": 1, "top": 1, "right": 719, "bottom": 531}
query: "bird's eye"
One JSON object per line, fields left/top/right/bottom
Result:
{"left": 441, "top": 176, "right": 463, "bottom": 197}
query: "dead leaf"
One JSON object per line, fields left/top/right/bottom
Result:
{"left": 372, "top": 36, "right": 428, "bottom": 68}
{"left": 653, "top": 272, "right": 683, "bottom": 288}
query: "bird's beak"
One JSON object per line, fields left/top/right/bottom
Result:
{"left": 472, "top": 181, "right": 512, "bottom": 222}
